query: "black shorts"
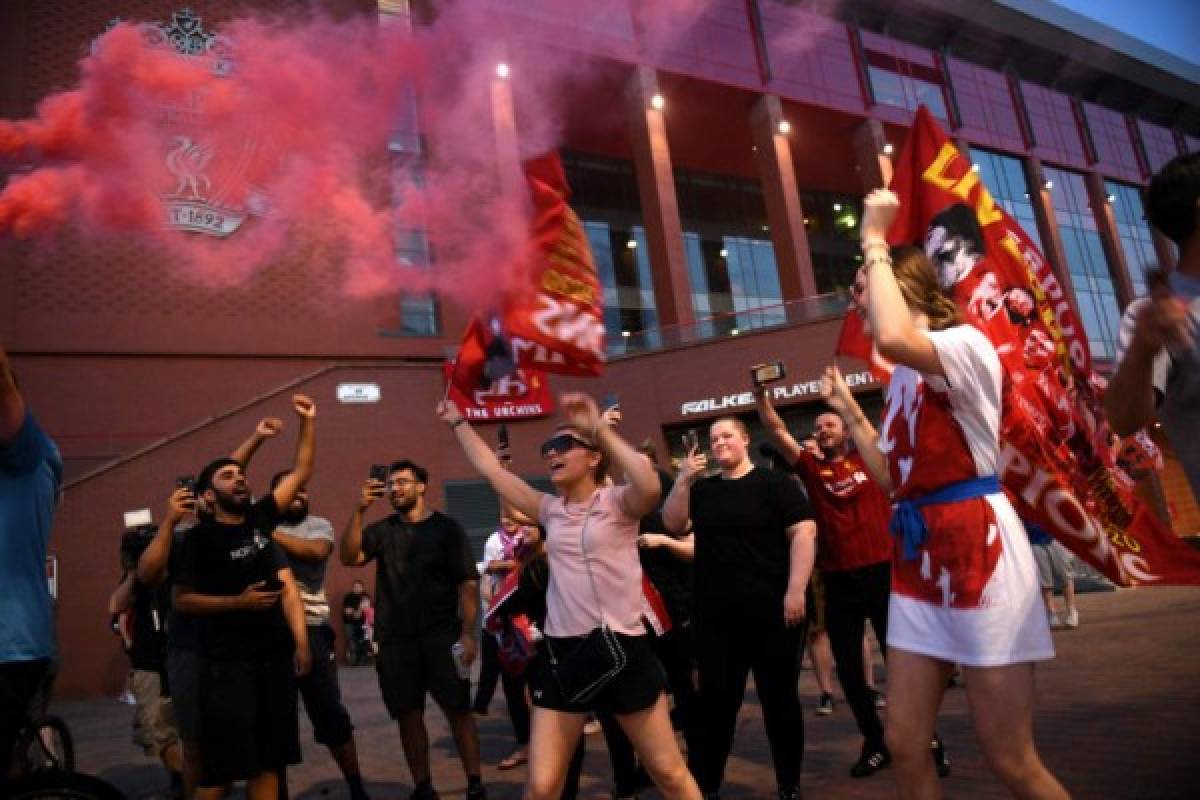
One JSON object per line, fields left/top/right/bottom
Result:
{"left": 528, "top": 633, "right": 666, "bottom": 715}
{"left": 375, "top": 625, "right": 470, "bottom": 717}
{"left": 196, "top": 654, "right": 300, "bottom": 787}
{"left": 298, "top": 624, "right": 353, "bottom": 747}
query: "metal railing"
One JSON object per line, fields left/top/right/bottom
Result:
{"left": 607, "top": 290, "right": 851, "bottom": 358}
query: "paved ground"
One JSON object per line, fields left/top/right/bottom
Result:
{"left": 57, "top": 586, "right": 1198, "bottom": 799}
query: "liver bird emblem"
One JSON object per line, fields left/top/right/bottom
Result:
{"left": 166, "top": 136, "right": 213, "bottom": 199}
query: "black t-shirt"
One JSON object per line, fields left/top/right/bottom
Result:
{"left": 639, "top": 468, "right": 694, "bottom": 625}
{"left": 342, "top": 591, "right": 366, "bottom": 626}
{"left": 174, "top": 495, "right": 292, "bottom": 660}
{"left": 127, "top": 578, "right": 172, "bottom": 673}
{"left": 689, "top": 466, "right": 813, "bottom": 617}
{"left": 361, "top": 510, "right": 476, "bottom": 642}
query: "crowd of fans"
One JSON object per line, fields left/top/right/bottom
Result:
{"left": 2, "top": 151, "right": 1197, "bottom": 799}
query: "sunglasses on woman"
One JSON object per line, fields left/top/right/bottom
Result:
{"left": 540, "top": 433, "right": 599, "bottom": 459}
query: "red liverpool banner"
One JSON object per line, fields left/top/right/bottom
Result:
{"left": 501, "top": 153, "right": 606, "bottom": 376}
{"left": 840, "top": 106, "right": 1200, "bottom": 586}
{"left": 445, "top": 318, "right": 554, "bottom": 422}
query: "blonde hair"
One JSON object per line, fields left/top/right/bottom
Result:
{"left": 891, "top": 245, "right": 961, "bottom": 331}
{"left": 554, "top": 423, "right": 607, "bottom": 483}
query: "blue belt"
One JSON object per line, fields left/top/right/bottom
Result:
{"left": 890, "top": 475, "right": 1002, "bottom": 561}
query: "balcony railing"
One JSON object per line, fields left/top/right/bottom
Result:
{"left": 608, "top": 290, "right": 851, "bottom": 358}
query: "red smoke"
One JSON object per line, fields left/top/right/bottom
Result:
{"left": 0, "top": 1, "right": 829, "bottom": 312}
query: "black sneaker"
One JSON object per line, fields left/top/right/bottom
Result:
{"left": 815, "top": 692, "right": 834, "bottom": 716}
{"left": 850, "top": 747, "right": 891, "bottom": 778}
{"left": 931, "top": 736, "right": 951, "bottom": 778}
{"left": 409, "top": 784, "right": 440, "bottom": 800}
{"left": 465, "top": 781, "right": 487, "bottom": 800}
{"left": 777, "top": 787, "right": 802, "bottom": 800}
{"left": 870, "top": 688, "right": 887, "bottom": 709}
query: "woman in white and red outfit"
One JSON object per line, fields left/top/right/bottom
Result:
{"left": 822, "top": 189, "right": 1068, "bottom": 799}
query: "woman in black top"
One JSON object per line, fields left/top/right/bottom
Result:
{"left": 662, "top": 416, "right": 817, "bottom": 800}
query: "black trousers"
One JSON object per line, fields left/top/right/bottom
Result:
{"left": 298, "top": 624, "right": 354, "bottom": 748}
{"left": 473, "top": 632, "right": 531, "bottom": 745}
{"left": 0, "top": 658, "right": 50, "bottom": 776}
{"left": 690, "top": 604, "right": 807, "bottom": 793}
{"left": 823, "top": 561, "right": 891, "bottom": 751}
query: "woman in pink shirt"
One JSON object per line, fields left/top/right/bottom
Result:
{"left": 439, "top": 392, "right": 700, "bottom": 800}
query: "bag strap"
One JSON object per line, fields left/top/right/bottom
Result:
{"left": 575, "top": 491, "right": 608, "bottom": 629}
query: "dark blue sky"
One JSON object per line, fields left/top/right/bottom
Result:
{"left": 1051, "top": 0, "right": 1200, "bottom": 65}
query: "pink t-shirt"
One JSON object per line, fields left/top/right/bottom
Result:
{"left": 538, "top": 486, "right": 647, "bottom": 637}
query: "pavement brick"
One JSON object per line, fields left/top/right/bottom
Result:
{"left": 57, "top": 586, "right": 1199, "bottom": 799}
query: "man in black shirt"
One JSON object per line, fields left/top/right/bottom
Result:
{"left": 341, "top": 459, "right": 485, "bottom": 800}
{"left": 663, "top": 417, "right": 816, "bottom": 800}
{"left": 173, "top": 394, "right": 316, "bottom": 800}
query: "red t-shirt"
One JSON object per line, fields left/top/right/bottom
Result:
{"left": 792, "top": 450, "right": 893, "bottom": 572}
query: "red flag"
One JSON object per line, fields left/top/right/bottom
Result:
{"left": 834, "top": 305, "right": 893, "bottom": 380}
{"left": 445, "top": 318, "right": 554, "bottom": 422}
{"left": 875, "top": 106, "right": 1200, "bottom": 586}
{"left": 501, "top": 153, "right": 606, "bottom": 376}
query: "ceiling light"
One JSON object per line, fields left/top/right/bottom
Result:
{"left": 882, "top": 143, "right": 894, "bottom": 155}
{"left": 833, "top": 203, "right": 843, "bottom": 212}
{"left": 650, "top": 93, "right": 665, "bottom": 111}
{"left": 719, "top": 248, "right": 728, "bottom": 258}
{"left": 495, "top": 63, "right": 510, "bottom": 79}
{"left": 621, "top": 330, "right": 631, "bottom": 338}
{"left": 730, "top": 328, "right": 740, "bottom": 336}
{"left": 626, "top": 239, "right": 637, "bottom": 249}
{"left": 778, "top": 120, "right": 791, "bottom": 135}
{"left": 1043, "top": 179, "right": 1053, "bottom": 190}
{"left": 971, "top": 163, "right": 981, "bottom": 173}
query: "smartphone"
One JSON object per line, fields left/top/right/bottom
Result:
{"left": 497, "top": 424, "right": 510, "bottom": 450}
{"left": 176, "top": 475, "right": 196, "bottom": 492}
{"left": 750, "top": 360, "right": 786, "bottom": 387}
{"left": 260, "top": 576, "right": 284, "bottom": 592}
{"left": 682, "top": 429, "right": 699, "bottom": 453}
{"left": 602, "top": 392, "right": 620, "bottom": 412}
{"left": 368, "top": 464, "right": 390, "bottom": 484}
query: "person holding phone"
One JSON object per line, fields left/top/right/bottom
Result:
{"left": 339, "top": 460, "right": 485, "bottom": 800}
{"left": 661, "top": 417, "right": 817, "bottom": 800}
{"left": 171, "top": 395, "right": 317, "bottom": 800}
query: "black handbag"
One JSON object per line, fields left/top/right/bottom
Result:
{"left": 544, "top": 493, "right": 628, "bottom": 704}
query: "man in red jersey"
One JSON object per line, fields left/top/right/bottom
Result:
{"left": 755, "top": 383, "right": 947, "bottom": 779}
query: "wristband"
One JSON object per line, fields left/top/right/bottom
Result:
{"left": 450, "top": 418, "right": 466, "bottom": 430}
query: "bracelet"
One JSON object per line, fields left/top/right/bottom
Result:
{"left": 862, "top": 238, "right": 889, "bottom": 252}
{"left": 864, "top": 254, "right": 893, "bottom": 270}
{"left": 450, "top": 418, "right": 466, "bottom": 430}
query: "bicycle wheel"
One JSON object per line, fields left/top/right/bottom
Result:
{"left": 1, "top": 769, "right": 125, "bottom": 800}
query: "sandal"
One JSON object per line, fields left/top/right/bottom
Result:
{"left": 498, "top": 751, "right": 528, "bottom": 770}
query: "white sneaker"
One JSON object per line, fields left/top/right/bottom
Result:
{"left": 1064, "top": 608, "right": 1079, "bottom": 629}
{"left": 118, "top": 690, "right": 137, "bottom": 705}
{"left": 1048, "top": 612, "right": 1064, "bottom": 629}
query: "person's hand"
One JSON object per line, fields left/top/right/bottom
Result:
{"left": 165, "top": 486, "right": 195, "bottom": 522}
{"left": 456, "top": 634, "right": 478, "bottom": 668}
{"left": 292, "top": 394, "right": 316, "bottom": 419}
{"left": 601, "top": 407, "right": 622, "bottom": 428}
{"left": 819, "top": 365, "right": 852, "bottom": 415}
{"left": 861, "top": 188, "right": 899, "bottom": 248}
{"left": 638, "top": 533, "right": 671, "bottom": 550}
{"left": 677, "top": 447, "right": 708, "bottom": 485}
{"left": 1131, "top": 290, "right": 1194, "bottom": 355}
{"left": 236, "top": 581, "right": 282, "bottom": 610}
{"left": 294, "top": 644, "right": 312, "bottom": 677}
{"left": 437, "top": 399, "right": 465, "bottom": 427}
{"left": 256, "top": 417, "right": 284, "bottom": 438}
{"left": 802, "top": 439, "right": 823, "bottom": 459}
{"left": 358, "top": 478, "right": 385, "bottom": 512}
{"left": 560, "top": 393, "right": 602, "bottom": 437}
{"left": 783, "top": 585, "right": 807, "bottom": 627}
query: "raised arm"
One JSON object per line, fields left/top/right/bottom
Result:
{"left": 340, "top": 478, "right": 382, "bottom": 567}
{"left": 561, "top": 392, "right": 661, "bottom": 518}
{"left": 661, "top": 449, "right": 706, "bottom": 535}
{"left": 230, "top": 416, "right": 283, "bottom": 467}
{"left": 1106, "top": 288, "right": 1191, "bottom": 435}
{"left": 271, "top": 395, "right": 316, "bottom": 511}
{"left": 0, "top": 339, "right": 24, "bottom": 446}
{"left": 638, "top": 532, "right": 695, "bottom": 562}
{"left": 273, "top": 530, "right": 333, "bottom": 563}
{"left": 820, "top": 365, "right": 892, "bottom": 493}
{"left": 860, "top": 190, "right": 944, "bottom": 376}
{"left": 754, "top": 385, "right": 805, "bottom": 465}
{"left": 437, "top": 400, "right": 544, "bottom": 521}
{"left": 137, "top": 487, "right": 193, "bottom": 585}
